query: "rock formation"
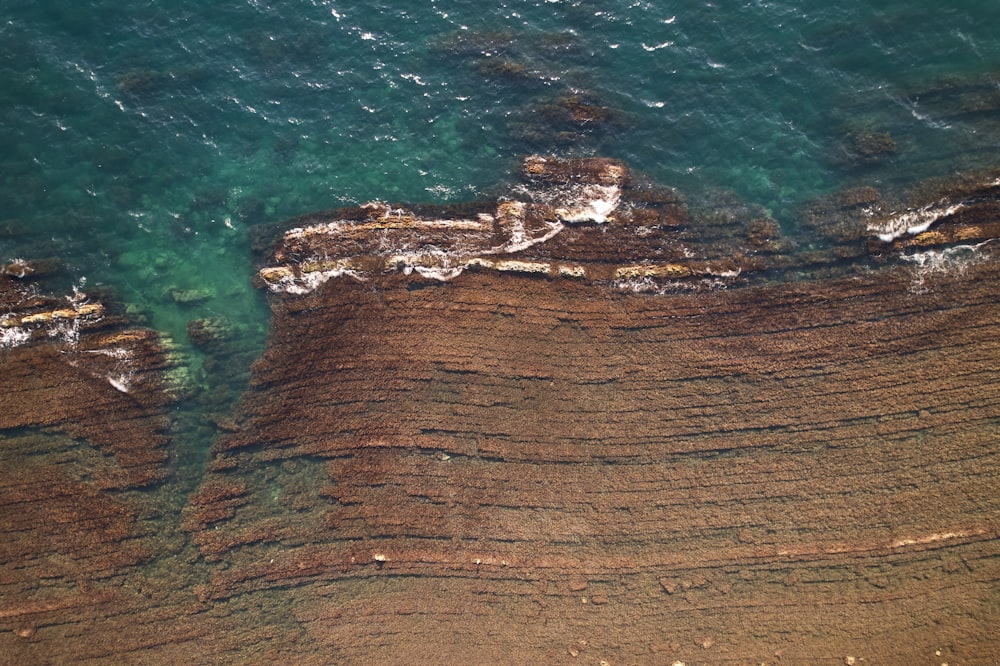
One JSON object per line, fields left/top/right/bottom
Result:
{"left": 1, "top": 157, "right": 998, "bottom": 664}
{"left": 0, "top": 275, "right": 185, "bottom": 662}
{"left": 190, "top": 157, "right": 1000, "bottom": 663}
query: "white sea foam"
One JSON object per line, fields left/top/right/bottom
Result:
{"left": 908, "top": 104, "right": 951, "bottom": 130}
{"left": 901, "top": 240, "right": 993, "bottom": 291}
{"left": 81, "top": 346, "right": 133, "bottom": 361}
{"left": 554, "top": 184, "right": 621, "bottom": 224}
{"left": 267, "top": 264, "right": 366, "bottom": 295}
{"left": 0, "top": 295, "right": 104, "bottom": 349}
{"left": 496, "top": 203, "right": 564, "bottom": 254}
{"left": 0, "top": 324, "right": 32, "bottom": 349}
{"left": 5, "top": 258, "right": 29, "bottom": 278}
{"left": 868, "top": 201, "right": 964, "bottom": 242}
{"left": 46, "top": 320, "right": 81, "bottom": 346}
{"left": 400, "top": 72, "right": 427, "bottom": 86}
{"left": 108, "top": 374, "right": 132, "bottom": 393}
{"left": 262, "top": 171, "right": 628, "bottom": 291}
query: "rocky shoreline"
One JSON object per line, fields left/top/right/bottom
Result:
{"left": 1, "top": 157, "right": 998, "bottom": 664}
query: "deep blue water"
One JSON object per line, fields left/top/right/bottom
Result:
{"left": 2, "top": 0, "right": 998, "bottom": 427}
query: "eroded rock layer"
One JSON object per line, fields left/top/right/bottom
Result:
{"left": 183, "top": 159, "right": 1000, "bottom": 664}
{"left": 1, "top": 158, "right": 997, "bottom": 664}
{"left": 0, "top": 276, "right": 180, "bottom": 486}
{"left": 0, "top": 276, "right": 184, "bottom": 662}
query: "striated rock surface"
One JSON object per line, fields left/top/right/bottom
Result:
{"left": 0, "top": 278, "right": 181, "bottom": 486}
{"left": 1, "top": 157, "right": 997, "bottom": 664}
{"left": 0, "top": 276, "right": 190, "bottom": 663}
{"left": 180, "top": 157, "right": 999, "bottom": 664}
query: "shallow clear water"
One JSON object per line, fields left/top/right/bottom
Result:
{"left": 2, "top": 0, "right": 998, "bottom": 438}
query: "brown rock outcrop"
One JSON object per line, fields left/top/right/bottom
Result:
{"left": 183, "top": 158, "right": 1000, "bottom": 664}
{"left": 0, "top": 277, "right": 185, "bottom": 663}
{"left": 1, "top": 157, "right": 997, "bottom": 664}
{"left": 0, "top": 279, "right": 179, "bottom": 486}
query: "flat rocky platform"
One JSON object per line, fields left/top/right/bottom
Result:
{"left": 1, "top": 157, "right": 998, "bottom": 664}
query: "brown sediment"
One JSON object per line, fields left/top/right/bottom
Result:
{"left": 1, "top": 157, "right": 998, "bottom": 664}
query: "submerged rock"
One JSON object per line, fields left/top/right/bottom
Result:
{"left": 0, "top": 257, "right": 61, "bottom": 279}
{"left": 116, "top": 69, "right": 165, "bottom": 96}
{"left": 510, "top": 93, "right": 624, "bottom": 150}
{"left": 471, "top": 56, "right": 535, "bottom": 80}
{"left": 432, "top": 29, "right": 516, "bottom": 56}
{"left": 165, "top": 286, "right": 215, "bottom": 304}
{"left": 187, "top": 316, "right": 233, "bottom": 350}
{"left": 838, "top": 129, "right": 898, "bottom": 165}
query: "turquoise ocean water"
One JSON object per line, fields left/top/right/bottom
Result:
{"left": 2, "top": 1, "right": 999, "bottom": 445}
